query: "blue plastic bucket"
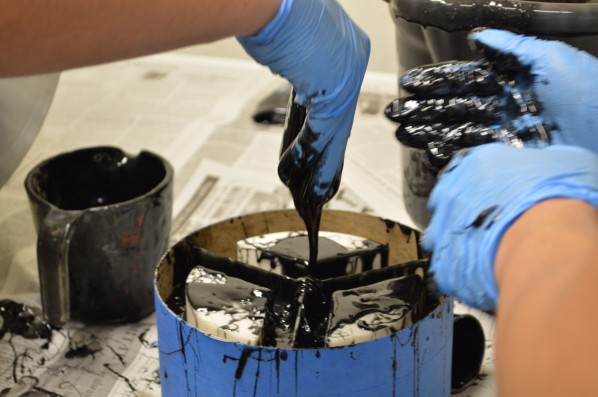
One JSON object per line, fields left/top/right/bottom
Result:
{"left": 154, "top": 209, "right": 453, "bottom": 397}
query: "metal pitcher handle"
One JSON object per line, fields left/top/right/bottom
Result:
{"left": 37, "top": 208, "right": 81, "bottom": 327}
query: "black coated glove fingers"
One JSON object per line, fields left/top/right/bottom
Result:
{"left": 502, "top": 82, "right": 539, "bottom": 115}
{"left": 424, "top": 125, "right": 503, "bottom": 167}
{"left": 396, "top": 122, "right": 490, "bottom": 149}
{"left": 469, "top": 36, "right": 532, "bottom": 78}
{"left": 399, "top": 60, "right": 502, "bottom": 97}
{"left": 400, "top": 122, "right": 523, "bottom": 167}
{"left": 397, "top": 117, "right": 553, "bottom": 164}
{"left": 385, "top": 95, "right": 503, "bottom": 125}
{"left": 426, "top": 140, "right": 461, "bottom": 168}
{"left": 397, "top": 122, "right": 500, "bottom": 159}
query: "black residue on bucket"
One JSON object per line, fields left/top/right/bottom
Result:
{"left": 390, "top": 0, "right": 598, "bottom": 36}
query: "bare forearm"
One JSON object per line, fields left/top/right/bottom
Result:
{"left": 0, "top": 0, "right": 280, "bottom": 76}
{"left": 495, "top": 199, "right": 598, "bottom": 396}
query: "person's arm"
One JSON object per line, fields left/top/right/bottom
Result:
{"left": 4, "top": 0, "right": 370, "bottom": 216}
{"left": 422, "top": 144, "right": 598, "bottom": 394}
{"left": 0, "top": 0, "right": 280, "bottom": 76}
{"left": 494, "top": 198, "right": 598, "bottom": 396}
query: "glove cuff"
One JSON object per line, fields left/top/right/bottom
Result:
{"left": 236, "top": 0, "right": 293, "bottom": 47}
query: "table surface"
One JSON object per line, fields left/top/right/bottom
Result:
{"left": 0, "top": 52, "right": 497, "bottom": 397}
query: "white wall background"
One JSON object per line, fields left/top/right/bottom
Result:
{"left": 176, "top": 0, "right": 398, "bottom": 74}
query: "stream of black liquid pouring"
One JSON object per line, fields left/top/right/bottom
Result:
{"left": 277, "top": 91, "right": 443, "bottom": 299}
{"left": 278, "top": 90, "right": 324, "bottom": 269}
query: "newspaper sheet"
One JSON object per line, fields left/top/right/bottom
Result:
{"left": 0, "top": 53, "right": 496, "bottom": 396}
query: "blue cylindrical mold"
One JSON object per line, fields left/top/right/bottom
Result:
{"left": 154, "top": 209, "right": 453, "bottom": 397}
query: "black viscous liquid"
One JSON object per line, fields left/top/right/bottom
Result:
{"left": 186, "top": 267, "right": 270, "bottom": 341}
{"left": 263, "top": 235, "right": 347, "bottom": 279}
{"left": 278, "top": 91, "right": 327, "bottom": 270}
{"left": 28, "top": 147, "right": 166, "bottom": 210}
{"left": 327, "top": 274, "right": 423, "bottom": 337}
{"left": 178, "top": 89, "right": 432, "bottom": 349}
{"left": 262, "top": 276, "right": 330, "bottom": 349}
{"left": 259, "top": 235, "right": 389, "bottom": 279}
{"left": 0, "top": 299, "right": 53, "bottom": 341}
{"left": 183, "top": 237, "right": 426, "bottom": 348}
{"left": 186, "top": 267, "right": 269, "bottom": 315}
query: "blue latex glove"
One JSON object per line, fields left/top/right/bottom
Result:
{"left": 386, "top": 29, "right": 598, "bottom": 167}
{"left": 470, "top": 29, "right": 598, "bottom": 151}
{"left": 237, "top": 0, "right": 370, "bottom": 205}
{"left": 424, "top": 143, "right": 598, "bottom": 311}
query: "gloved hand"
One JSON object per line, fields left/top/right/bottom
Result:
{"left": 237, "top": 0, "right": 370, "bottom": 207}
{"left": 385, "top": 29, "right": 598, "bottom": 167}
{"left": 424, "top": 143, "right": 598, "bottom": 311}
